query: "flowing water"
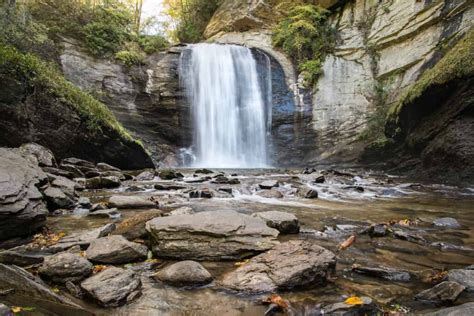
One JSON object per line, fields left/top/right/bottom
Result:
{"left": 41, "top": 169, "right": 474, "bottom": 315}
{"left": 179, "top": 44, "right": 270, "bottom": 168}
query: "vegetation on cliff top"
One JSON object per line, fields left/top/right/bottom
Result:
{"left": 0, "top": 43, "right": 140, "bottom": 146}
{"left": 387, "top": 28, "right": 474, "bottom": 121}
{"left": 272, "top": 4, "right": 334, "bottom": 86}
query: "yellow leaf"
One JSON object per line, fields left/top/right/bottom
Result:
{"left": 344, "top": 296, "right": 364, "bottom": 305}
{"left": 52, "top": 287, "right": 60, "bottom": 293}
{"left": 11, "top": 307, "right": 22, "bottom": 313}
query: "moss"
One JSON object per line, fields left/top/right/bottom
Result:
{"left": 388, "top": 28, "right": 474, "bottom": 118}
{"left": 0, "top": 44, "right": 142, "bottom": 147}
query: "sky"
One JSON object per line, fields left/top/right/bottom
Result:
{"left": 141, "top": 0, "right": 170, "bottom": 35}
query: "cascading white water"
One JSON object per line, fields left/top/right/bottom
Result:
{"left": 179, "top": 43, "right": 270, "bottom": 168}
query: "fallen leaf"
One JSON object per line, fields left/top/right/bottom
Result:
{"left": 338, "top": 235, "right": 356, "bottom": 251}
{"left": 11, "top": 307, "right": 22, "bottom": 313}
{"left": 51, "top": 287, "right": 60, "bottom": 293}
{"left": 345, "top": 296, "right": 364, "bottom": 305}
{"left": 262, "top": 294, "right": 289, "bottom": 311}
{"left": 93, "top": 265, "right": 108, "bottom": 273}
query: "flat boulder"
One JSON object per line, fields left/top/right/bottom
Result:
{"left": 167, "top": 207, "right": 194, "bottom": 216}
{"left": 19, "top": 143, "right": 56, "bottom": 167}
{"left": 259, "top": 180, "right": 279, "bottom": 189}
{"left": 252, "top": 211, "right": 300, "bottom": 234}
{"left": 255, "top": 189, "right": 283, "bottom": 199}
{"left": 0, "top": 148, "right": 48, "bottom": 240}
{"left": 43, "top": 186, "right": 75, "bottom": 210}
{"left": 158, "top": 170, "right": 183, "bottom": 180}
{"left": 80, "top": 267, "right": 141, "bottom": 307}
{"left": 96, "top": 162, "right": 121, "bottom": 172}
{"left": 86, "top": 176, "right": 121, "bottom": 189}
{"left": 433, "top": 217, "right": 461, "bottom": 229}
{"left": 89, "top": 208, "right": 121, "bottom": 219}
{"left": 415, "top": 281, "right": 465, "bottom": 304}
{"left": 221, "top": 240, "right": 336, "bottom": 293}
{"left": 39, "top": 253, "right": 93, "bottom": 283}
{"left": 86, "top": 235, "right": 148, "bottom": 264}
{"left": 154, "top": 260, "right": 213, "bottom": 286}
{"left": 134, "top": 170, "right": 156, "bottom": 181}
{"left": 146, "top": 210, "right": 279, "bottom": 260}
{"left": 323, "top": 297, "right": 376, "bottom": 315}
{"left": 108, "top": 195, "right": 156, "bottom": 209}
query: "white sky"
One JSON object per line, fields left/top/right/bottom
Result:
{"left": 141, "top": 0, "right": 169, "bottom": 35}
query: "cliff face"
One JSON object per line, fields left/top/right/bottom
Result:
{"left": 60, "top": 40, "right": 191, "bottom": 167}
{"left": 204, "top": 0, "right": 474, "bottom": 173}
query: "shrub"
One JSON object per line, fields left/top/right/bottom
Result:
{"left": 115, "top": 50, "right": 144, "bottom": 66}
{"left": 272, "top": 5, "right": 334, "bottom": 86}
{"left": 138, "top": 35, "right": 169, "bottom": 54}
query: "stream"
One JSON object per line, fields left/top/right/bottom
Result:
{"left": 42, "top": 168, "right": 474, "bottom": 315}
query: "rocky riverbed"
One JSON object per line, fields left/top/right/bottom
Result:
{"left": 1, "top": 144, "right": 473, "bottom": 315}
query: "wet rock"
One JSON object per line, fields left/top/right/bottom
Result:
{"left": 112, "top": 210, "right": 161, "bottom": 240}
{"left": 167, "top": 207, "right": 194, "bottom": 216}
{"left": 154, "top": 183, "right": 187, "bottom": 190}
{"left": 108, "top": 195, "right": 156, "bottom": 209}
{"left": 368, "top": 224, "right": 388, "bottom": 237}
{"left": 39, "top": 253, "right": 93, "bottom": 283}
{"left": 43, "top": 186, "right": 75, "bottom": 210}
{"left": 392, "top": 229, "right": 426, "bottom": 243}
{"left": 146, "top": 210, "right": 279, "bottom": 260}
{"left": 189, "top": 188, "right": 213, "bottom": 198}
{"left": 381, "top": 188, "right": 406, "bottom": 197}
{"left": 0, "top": 148, "right": 48, "bottom": 240}
{"left": 221, "top": 240, "right": 336, "bottom": 293}
{"left": 0, "top": 303, "right": 12, "bottom": 316}
{"left": 433, "top": 218, "right": 461, "bottom": 229}
{"left": 154, "top": 261, "right": 213, "bottom": 286}
{"left": 78, "top": 197, "right": 92, "bottom": 209}
{"left": 0, "top": 244, "right": 52, "bottom": 266}
{"left": 423, "top": 302, "right": 474, "bottom": 316}
{"left": 314, "top": 175, "right": 325, "bottom": 183}
{"left": 299, "top": 187, "right": 318, "bottom": 199}
{"left": 218, "top": 187, "right": 233, "bottom": 194}
{"left": 135, "top": 170, "right": 156, "bottom": 181}
{"left": 80, "top": 267, "right": 141, "bottom": 307}
{"left": 185, "top": 177, "right": 210, "bottom": 183}
{"left": 62, "top": 158, "right": 95, "bottom": 169}
{"left": 84, "top": 170, "right": 101, "bottom": 178}
{"left": 85, "top": 176, "right": 121, "bottom": 189}
{"left": 252, "top": 211, "right": 300, "bottom": 234}
{"left": 89, "top": 208, "right": 121, "bottom": 219}
{"left": 0, "top": 264, "right": 86, "bottom": 313}
{"left": 52, "top": 175, "right": 82, "bottom": 195}
{"left": 195, "top": 168, "right": 213, "bottom": 174}
{"left": 158, "top": 170, "right": 183, "bottom": 180}
{"left": 351, "top": 264, "right": 411, "bottom": 282}
{"left": 303, "top": 167, "right": 316, "bottom": 174}
{"left": 259, "top": 180, "right": 279, "bottom": 189}
{"left": 65, "top": 281, "right": 84, "bottom": 299}
{"left": 430, "top": 242, "right": 474, "bottom": 252}
{"left": 448, "top": 269, "right": 474, "bottom": 292}
{"left": 42, "top": 167, "right": 75, "bottom": 179}
{"left": 415, "top": 281, "right": 465, "bottom": 304}
{"left": 212, "top": 175, "right": 240, "bottom": 184}
{"left": 102, "top": 170, "right": 129, "bottom": 180}
{"left": 323, "top": 296, "right": 376, "bottom": 315}
{"left": 256, "top": 189, "right": 283, "bottom": 198}
{"left": 58, "top": 164, "right": 85, "bottom": 178}
{"left": 19, "top": 143, "right": 56, "bottom": 167}
{"left": 48, "top": 223, "right": 116, "bottom": 252}
{"left": 86, "top": 235, "right": 148, "bottom": 264}
{"left": 97, "top": 162, "right": 120, "bottom": 172}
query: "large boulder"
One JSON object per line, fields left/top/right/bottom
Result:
{"left": 85, "top": 176, "right": 121, "bottom": 189}
{"left": 221, "top": 240, "right": 336, "bottom": 293}
{"left": 42, "top": 186, "right": 75, "bottom": 210}
{"left": 19, "top": 143, "right": 56, "bottom": 167}
{"left": 80, "top": 267, "right": 141, "bottom": 307}
{"left": 108, "top": 195, "right": 156, "bottom": 209}
{"left": 415, "top": 281, "right": 465, "bottom": 305}
{"left": 154, "top": 261, "right": 213, "bottom": 286}
{"left": 252, "top": 211, "right": 300, "bottom": 234}
{"left": 146, "top": 210, "right": 279, "bottom": 260}
{"left": 0, "top": 264, "right": 87, "bottom": 314}
{"left": 86, "top": 235, "right": 148, "bottom": 264}
{"left": 0, "top": 148, "right": 48, "bottom": 240}
{"left": 38, "top": 253, "right": 93, "bottom": 283}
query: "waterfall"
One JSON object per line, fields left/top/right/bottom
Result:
{"left": 179, "top": 43, "right": 270, "bottom": 168}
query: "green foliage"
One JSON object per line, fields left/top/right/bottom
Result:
{"left": 388, "top": 28, "right": 474, "bottom": 119}
{"left": 272, "top": 5, "right": 334, "bottom": 86}
{"left": 165, "top": 0, "right": 221, "bottom": 43}
{"left": 0, "top": 43, "right": 138, "bottom": 145}
{"left": 138, "top": 35, "right": 169, "bottom": 54}
{"left": 115, "top": 49, "right": 143, "bottom": 66}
